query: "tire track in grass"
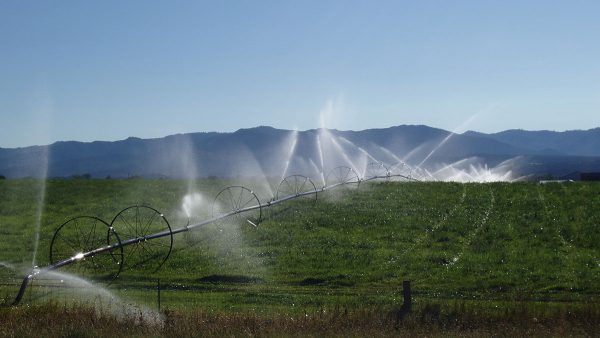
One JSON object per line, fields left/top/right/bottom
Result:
{"left": 399, "top": 184, "right": 467, "bottom": 256}
{"left": 497, "top": 184, "right": 558, "bottom": 290}
{"left": 441, "top": 184, "right": 537, "bottom": 293}
{"left": 553, "top": 183, "right": 600, "bottom": 286}
{"left": 582, "top": 183, "right": 600, "bottom": 271}
{"left": 532, "top": 183, "right": 576, "bottom": 290}
{"left": 537, "top": 184, "right": 571, "bottom": 250}
{"left": 444, "top": 185, "right": 495, "bottom": 269}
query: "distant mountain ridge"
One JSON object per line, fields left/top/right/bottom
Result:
{"left": 464, "top": 128, "right": 600, "bottom": 157}
{"left": 1, "top": 125, "right": 599, "bottom": 179}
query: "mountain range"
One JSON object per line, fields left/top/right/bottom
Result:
{"left": 1, "top": 125, "right": 599, "bottom": 179}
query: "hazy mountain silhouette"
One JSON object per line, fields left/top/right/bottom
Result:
{"left": 1, "top": 125, "right": 599, "bottom": 179}
{"left": 464, "top": 128, "right": 600, "bottom": 157}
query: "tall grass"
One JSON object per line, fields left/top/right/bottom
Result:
{"left": 1, "top": 301, "right": 598, "bottom": 337}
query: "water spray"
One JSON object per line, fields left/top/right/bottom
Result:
{"left": 11, "top": 163, "right": 409, "bottom": 305}
{"left": 9, "top": 140, "right": 515, "bottom": 306}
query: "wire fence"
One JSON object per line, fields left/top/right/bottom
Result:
{"left": 1, "top": 277, "right": 155, "bottom": 308}
{"left": 1, "top": 275, "right": 410, "bottom": 313}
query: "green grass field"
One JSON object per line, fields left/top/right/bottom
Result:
{"left": 1, "top": 178, "right": 599, "bottom": 336}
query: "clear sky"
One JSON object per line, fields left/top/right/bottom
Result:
{"left": 1, "top": 1, "right": 599, "bottom": 148}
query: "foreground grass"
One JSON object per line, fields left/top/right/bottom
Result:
{"left": 1, "top": 178, "right": 599, "bottom": 335}
{"left": 1, "top": 301, "right": 598, "bottom": 337}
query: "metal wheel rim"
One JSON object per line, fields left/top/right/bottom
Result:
{"left": 212, "top": 186, "right": 262, "bottom": 225}
{"left": 365, "top": 162, "right": 390, "bottom": 180}
{"left": 49, "top": 216, "right": 124, "bottom": 281}
{"left": 326, "top": 166, "right": 360, "bottom": 187}
{"left": 110, "top": 205, "right": 173, "bottom": 273}
{"left": 276, "top": 175, "right": 318, "bottom": 202}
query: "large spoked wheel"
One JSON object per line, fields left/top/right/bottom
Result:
{"left": 325, "top": 166, "right": 360, "bottom": 188}
{"left": 276, "top": 175, "right": 318, "bottom": 203}
{"left": 212, "top": 186, "right": 262, "bottom": 226}
{"left": 389, "top": 162, "right": 413, "bottom": 181}
{"left": 270, "top": 175, "right": 318, "bottom": 219}
{"left": 364, "top": 162, "right": 390, "bottom": 181}
{"left": 49, "top": 216, "right": 123, "bottom": 281}
{"left": 412, "top": 167, "right": 430, "bottom": 181}
{"left": 110, "top": 206, "right": 173, "bottom": 273}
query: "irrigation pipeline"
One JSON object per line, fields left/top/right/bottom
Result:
{"left": 11, "top": 173, "right": 418, "bottom": 306}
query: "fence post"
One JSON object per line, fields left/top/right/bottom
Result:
{"left": 29, "top": 278, "right": 33, "bottom": 303}
{"left": 402, "top": 280, "right": 411, "bottom": 312}
{"left": 393, "top": 280, "right": 413, "bottom": 327}
{"left": 157, "top": 278, "right": 161, "bottom": 311}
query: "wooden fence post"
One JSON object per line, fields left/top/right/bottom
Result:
{"left": 394, "top": 280, "right": 412, "bottom": 327}
{"left": 402, "top": 280, "right": 412, "bottom": 312}
{"left": 157, "top": 278, "right": 161, "bottom": 311}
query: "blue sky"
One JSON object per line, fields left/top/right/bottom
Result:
{"left": 1, "top": 1, "right": 599, "bottom": 147}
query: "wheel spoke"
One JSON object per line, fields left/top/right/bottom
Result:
{"left": 213, "top": 186, "right": 262, "bottom": 225}
{"left": 50, "top": 216, "right": 122, "bottom": 280}
{"left": 111, "top": 206, "right": 173, "bottom": 274}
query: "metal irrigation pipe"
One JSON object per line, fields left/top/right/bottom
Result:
{"left": 12, "top": 174, "right": 411, "bottom": 305}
